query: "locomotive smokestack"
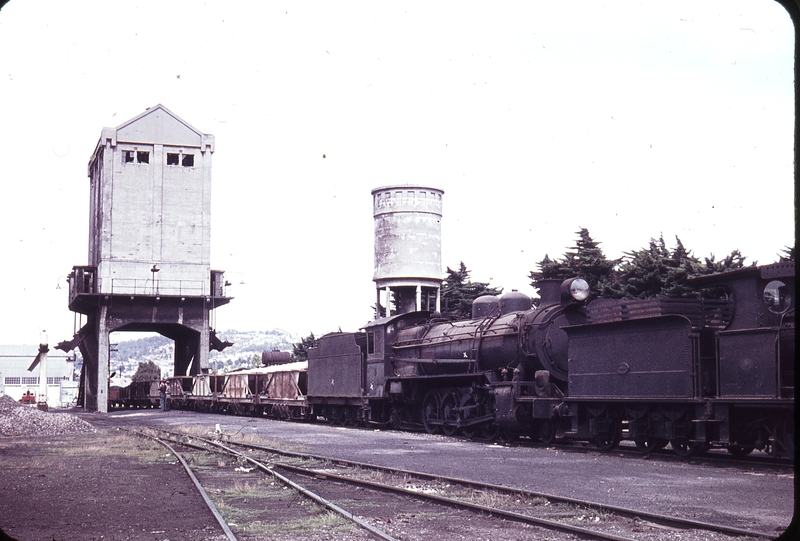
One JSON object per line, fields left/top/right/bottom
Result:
{"left": 536, "top": 279, "right": 562, "bottom": 305}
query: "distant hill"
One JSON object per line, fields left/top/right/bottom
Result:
{"left": 101, "top": 329, "right": 298, "bottom": 382}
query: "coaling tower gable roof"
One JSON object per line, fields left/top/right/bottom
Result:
{"left": 114, "top": 103, "right": 210, "bottom": 148}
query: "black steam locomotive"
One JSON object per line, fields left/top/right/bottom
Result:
{"left": 306, "top": 261, "right": 794, "bottom": 457}
{"left": 123, "top": 261, "right": 793, "bottom": 458}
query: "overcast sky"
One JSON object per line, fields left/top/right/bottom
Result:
{"left": 0, "top": 0, "right": 794, "bottom": 346}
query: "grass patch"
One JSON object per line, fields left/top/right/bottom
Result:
{"left": 208, "top": 476, "right": 360, "bottom": 538}
{"left": 561, "top": 505, "right": 613, "bottom": 525}
{"left": 278, "top": 510, "right": 357, "bottom": 537}
{"left": 172, "top": 425, "right": 300, "bottom": 450}
{"left": 55, "top": 430, "right": 169, "bottom": 465}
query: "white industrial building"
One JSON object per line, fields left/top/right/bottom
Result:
{"left": 0, "top": 345, "right": 77, "bottom": 408}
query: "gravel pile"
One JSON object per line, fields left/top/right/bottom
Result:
{"left": 0, "top": 395, "right": 95, "bottom": 437}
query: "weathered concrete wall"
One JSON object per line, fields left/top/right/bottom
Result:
{"left": 87, "top": 105, "right": 214, "bottom": 296}
{"left": 372, "top": 185, "right": 443, "bottom": 284}
{"left": 72, "top": 106, "right": 229, "bottom": 411}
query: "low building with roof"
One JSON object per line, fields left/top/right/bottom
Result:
{"left": 0, "top": 345, "right": 77, "bottom": 408}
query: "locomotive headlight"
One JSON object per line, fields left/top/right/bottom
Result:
{"left": 561, "top": 277, "right": 590, "bottom": 303}
{"left": 569, "top": 278, "right": 590, "bottom": 301}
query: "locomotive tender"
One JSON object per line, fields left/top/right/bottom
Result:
{"left": 118, "top": 261, "right": 794, "bottom": 458}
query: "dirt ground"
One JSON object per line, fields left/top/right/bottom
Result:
{"left": 1, "top": 410, "right": 794, "bottom": 541}
{"left": 0, "top": 427, "right": 547, "bottom": 541}
{"left": 0, "top": 430, "right": 230, "bottom": 541}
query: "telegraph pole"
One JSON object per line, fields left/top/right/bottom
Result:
{"left": 37, "top": 330, "right": 49, "bottom": 411}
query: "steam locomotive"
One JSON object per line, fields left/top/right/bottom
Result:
{"left": 120, "top": 261, "right": 794, "bottom": 458}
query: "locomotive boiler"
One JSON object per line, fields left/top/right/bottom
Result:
{"left": 391, "top": 280, "right": 588, "bottom": 379}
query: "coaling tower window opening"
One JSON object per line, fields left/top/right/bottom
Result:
{"left": 167, "top": 152, "right": 195, "bottom": 167}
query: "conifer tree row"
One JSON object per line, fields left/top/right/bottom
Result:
{"left": 529, "top": 228, "right": 791, "bottom": 301}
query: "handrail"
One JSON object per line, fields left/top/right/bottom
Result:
{"left": 68, "top": 267, "right": 232, "bottom": 304}
{"left": 109, "top": 278, "right": 207, "bottom": 296}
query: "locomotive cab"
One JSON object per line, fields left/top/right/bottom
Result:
{"left": 692, "top": 261, "right": 795, "bottom": 399}
{"left": 365, "top": 311, "right": 433, "bottom": 389}
{"left": 553, "top": 262, "right": 795, "bottom": 457}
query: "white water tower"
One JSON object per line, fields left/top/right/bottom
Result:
{"left": 372, "top": 185, "right": 444, "bottom": 316}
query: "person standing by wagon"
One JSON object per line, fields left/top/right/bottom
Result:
{"left": 159, "top": 380, "right": 169, "bottom": 412}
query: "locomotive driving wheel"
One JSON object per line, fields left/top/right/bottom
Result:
{"left": 389, "top": 407, "right": 404, "bottom": 430}
{"left": 422, "top": 390, "right": 442, "bottom": 434}
{"left": 538, "top": 419, "right": 557, "bottom": 445}
{"left": 481, "top": 423, "right": 500, "bottom": 441}
{"left": 499, "top": 429, "right": 518, "bottom": 443}
{"left": 440, "top": 390, "right": 461, "bottom": 436}
{"left": 459, "top": 394, "right": 479, "bottom": 439}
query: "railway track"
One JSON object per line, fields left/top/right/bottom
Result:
{"left": 481, "top": 434, "right": 796, "bottom": 470}
{"left": 130, "top": 426, "right": 776, "bottom": 541}
{"left": 321, "top": 416, "right": 795, "bottom": 470}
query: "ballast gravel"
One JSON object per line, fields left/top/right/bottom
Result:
{"left": 0, "top": 395, "right": 94, "bottom": 437}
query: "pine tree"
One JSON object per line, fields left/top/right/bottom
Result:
{"left": 615, "top": 236, "right": 667, "bottom": 299}
{"left": 571, "top": 228, "right": 617, "bottom": 294}
{"left": 700, "top": 249, "right": 749, "bottom": 274}
{"left": 291, "top": 332, "right": 319, "bottom": 362}
{"left": 660, "top": 236, "right": 700, "bottom": 298}
{"left": 441, "top": 262, "right": 503, "bottom": 319}
{"left": 530, "top": 253, "right": 572, "bottom": 282}
{"left": 529, "top": 228, "right": 617, "bottom": 298}
{"left": 615, "top": 236, "right": 750, "bottom": 299}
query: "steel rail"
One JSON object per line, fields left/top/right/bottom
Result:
{"left": 511, "top": 438, "right": 795, "bottom": 470}
{"left": 125, "top": 430, "right": 238, "bottom": 541}
{"left": 222, "top": 437, "right": 775, "bottom": 539}
{"left": 155, "top": 431, "right": 630, "bottom": 541}
{"left": 204, "top": 440, "right": 399, "bottom": 541}
{"left": 142, "top": 427, "right": 777, "bottom": 540}
{"left": 165, "top": 432, "right": 632, "bottom": 541}
{"left": 140, "top": 429, "right": 398, "bottom": 540}
{"left": 189, "top": 436, "right": 632, "bottom": 541}
{"left": 269, "top": 460, "right": 639, "bottom": 541}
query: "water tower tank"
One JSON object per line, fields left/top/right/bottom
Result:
{"left": 372, "top": 185, "right": 444, "bottom": 316}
